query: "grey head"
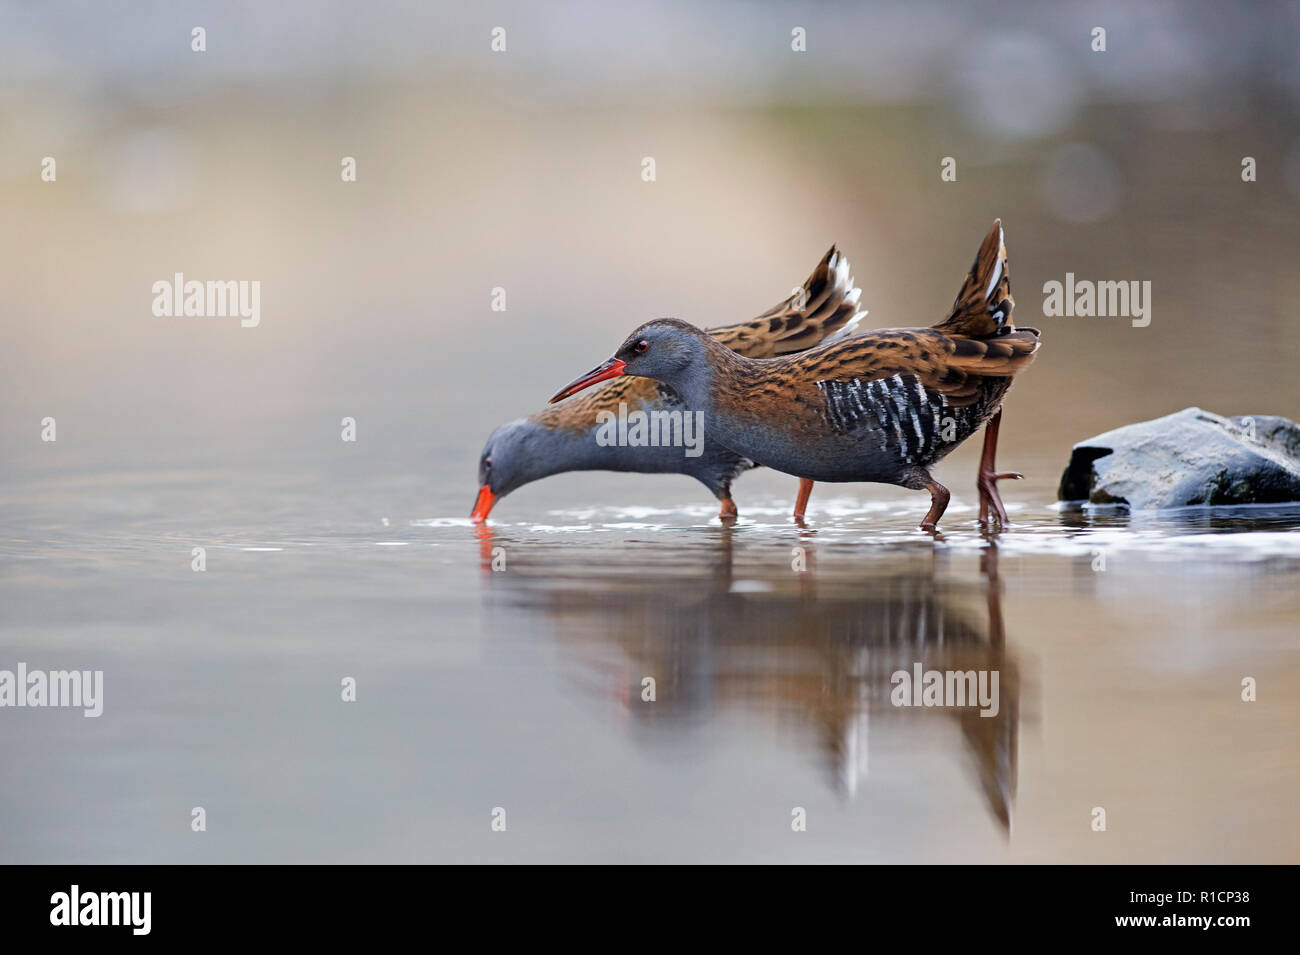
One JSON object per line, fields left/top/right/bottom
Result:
{"left": 471, "top": 417, "right": 565, "bottom": 521}
{"left": 549, "top": 318, "right": 719, "bottom": 409}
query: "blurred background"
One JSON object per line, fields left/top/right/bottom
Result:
{"left": 2, "top": 1, "right": 1298, "bottom": 863}
{"left": 3, "top": 0, "right": 1299, "bottom": 489}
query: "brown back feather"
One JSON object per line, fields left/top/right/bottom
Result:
{"left": 706, "top": 245, "right": 863, "bottom": 358}
{"left": 715, "top": 327, "right": 1040, "bottom": 422}
{"left": 537, "top": 245, "right": 865, "bottom": 430}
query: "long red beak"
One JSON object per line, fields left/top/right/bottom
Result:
{"left": 470, "top": 485, "right": 496, "bottom": 523}
{"left": 549, "top": 358, "right": 626, "bottom": 404}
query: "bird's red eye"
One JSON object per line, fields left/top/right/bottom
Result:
{"left": 634, "top": 340, "right": 649, "bottom": 354}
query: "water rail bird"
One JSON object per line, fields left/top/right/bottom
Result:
{"left": 472, "top": 247, "right": 865, "bottom": 522}
{"left": 549, "top": 221, "right": 1039, "bottom": 530}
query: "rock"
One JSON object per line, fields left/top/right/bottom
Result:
{"left": 1058, "top": 408, "right": 1300, "bottom": 508}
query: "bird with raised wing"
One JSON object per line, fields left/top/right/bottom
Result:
{"left": 471, "top": 247, "right": 865, "bottom": 522}
{"left": 549, "top": 221, "right": 1039, "bottom": 530}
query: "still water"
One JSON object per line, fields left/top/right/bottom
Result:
{"left": 2, "top": 461, "right": 1297, "bottom": 863}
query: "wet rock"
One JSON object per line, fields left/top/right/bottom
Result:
{"left": 1058, "top": 408, "right": 1300, "bottom": 508}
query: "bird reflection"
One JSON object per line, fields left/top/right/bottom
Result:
{"left": 476, "top": 525, "right": 1021, "bottom": 833}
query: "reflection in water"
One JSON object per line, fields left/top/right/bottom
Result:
{"left": 1056, "top": 502, "right": 1300, "bottom": 535}
{"left": 477, "top": 525, "right": 1023, "bottom": 833}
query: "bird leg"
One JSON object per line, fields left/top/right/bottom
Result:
{"left": 718, "top": 497, "right": 738, "bottom": 520}
{"left": 921, "top": 479, "right": 950, "bottom": 530}
{"left": 793, "top": 478, "right": 814, "bottom": 521}
{"left": 977, "top": 407, "right": 1022, "bottom": 527}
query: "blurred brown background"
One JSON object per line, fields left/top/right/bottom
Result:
{"left": 2, "top": 0, "right": 1298, "bottom": 492}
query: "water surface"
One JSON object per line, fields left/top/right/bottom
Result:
{"left": 3, "top": 464, "right": 1296, "bottom": 863}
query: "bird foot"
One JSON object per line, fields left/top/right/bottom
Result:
{"left": 977, "top": 470, "right": 1022, "bottom": 527}
{"left": 920, "top": 480, "right": 951, "bottom": 531}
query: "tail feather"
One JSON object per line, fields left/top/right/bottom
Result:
{"left": 943, "top": 328, "right": 1040, "bottom": 376}
{"left": 927, "top": 328, "right": 1041, "bottom": 406}
{"left": 708, "top": 246, "right": 866, "bottom": 358}
{"left": 933, "top": 219, "right": 1015, "bottom": 339}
